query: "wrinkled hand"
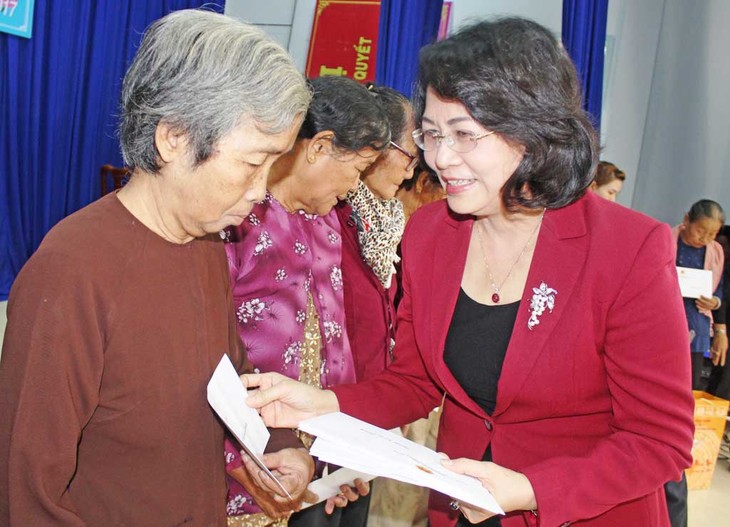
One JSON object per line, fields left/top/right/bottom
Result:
{"left": 711, "top": 332, "right": 728, "bottom": 366}
{"left": 696, "top": 295, "right": 720, "bottom": 311}
{"left": 323, "top": 478, "right": 370, "bottom": 514}
{"left": 228, "top": 462, "right": 309, "bottom": 520}
{"left": 227, "top": 465, "right": 288, "bottom": 519}
{"left": 241, "top": 372, "right": 339, "bottom": 428}
{"left": 441, "top": 455, "right": 536, "bottom": 524}
{"left": 241, "top": 447, "right": 315, "bottom": 511}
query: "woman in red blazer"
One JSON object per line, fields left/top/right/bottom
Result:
{"left": 337, "top": 84, "right": 418, "bottom": 383}
{"left": 244, "top": 17, "right": 694, "bottom": 527}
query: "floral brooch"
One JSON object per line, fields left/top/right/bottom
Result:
{"left": 528, "top": 282, "right": 557, "bottom": 330}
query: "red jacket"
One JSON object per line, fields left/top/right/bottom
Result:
{"left": 333, "top": 192, "right": 694, "bottom": 527}
{"left": 336, "top": 202, "right": 396, "bottom": 382}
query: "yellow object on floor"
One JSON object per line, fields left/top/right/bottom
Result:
{"left": 686, "top": 391, "right": 730, "bottom": 490}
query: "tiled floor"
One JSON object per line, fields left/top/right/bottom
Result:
{"left": 688, "top": 453, "right": 730, "bottom": 526}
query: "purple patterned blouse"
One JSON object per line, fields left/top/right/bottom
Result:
{"left": 222, "top": 193, "right": 356, "bottom": 516}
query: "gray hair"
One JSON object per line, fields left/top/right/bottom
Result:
{"left": 120, "top": 9, "right": 311, "bottom": 173}
{"left": 688, "top": 199, "right": 726, "bottom": 224}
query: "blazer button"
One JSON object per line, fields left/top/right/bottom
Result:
{"left": 484, "top": 420, "right": 493, "bottom": 431}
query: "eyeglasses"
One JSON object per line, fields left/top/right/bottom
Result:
{"left": 389, "top": 141, "right": 420, "bottom": 172}
{"left": 412, "top": 129, "right": 496, "bottom": 153}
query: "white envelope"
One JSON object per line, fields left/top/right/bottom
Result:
{"left": 207, "top": 354, "right": 292, "bottom": 499}
{"left": 300, "top": 412, "right": 503, "bottom": 514}
{"left": 676, "top": 266, "right": 713, "bottom": 299}
{"left": 309, "top": 437, "right": 423, "bottom": 486}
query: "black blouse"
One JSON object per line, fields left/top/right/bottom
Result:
{"left": 444, "top": 288, "right": 519, "bottom": 415}
{"left": 443, "top": 288, "right": 520, "bottom": 527}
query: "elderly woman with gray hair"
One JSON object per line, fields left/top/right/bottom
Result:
{"left": 673, "top": 199, "right": 727, "bottom": 388}
{"left": 224, "top": 75, "right": 391, "bottom": 527}
{"left": 664, "top": 198, "right": 726, "bottom": 527}
{"left": 0, "top": 9, "right": 313, "bottom": 526}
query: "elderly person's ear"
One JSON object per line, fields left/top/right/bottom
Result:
{"left": 154, "top": 121, "right": 189, "bottom": 164}
{"left": 306, "top": 131, "right": 335, "bottom": 162}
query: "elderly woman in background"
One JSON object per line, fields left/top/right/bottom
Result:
{"left": 589, "top": 160, "right": 625, "bottom": 201}
{"left": 665, "top": 199, "right": 726, "bottom": 527}
{"left": 223, "top": 75, "right": 390, "bottom": 527}
{"left": 397, "top": 167, "right": 446, "bottom": 221}
{"left": 673, "top": 199, "right": 727, "bottom": 389}
{"left": 334, "top": 84, "right": 423, "bottom": 527}
{"left": 243, "top": 17, "right": 694, "bottom": 527}
{"left": 336, "top": 84, "right": 417, "bottom": 384}
{"left": 0, "top": 10, "right": 313, "bottom": 526}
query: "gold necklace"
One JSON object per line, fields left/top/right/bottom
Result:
{"left": 475, "top": 210, "right": 545, "bottom": 303}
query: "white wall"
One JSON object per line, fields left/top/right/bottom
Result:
{"left": 224, "top": 0, "right": 297, "bottom": 49}
{"left": 631, "top": 0, "right": 730, "bottom": 223}
{"left": 225, "top": 0, "right": 315, "bottom": 72}
{"left": 288, "top": 0, "right": 318, "bottom": 73}
{"left": 449, "top": 0, "right": 562, "bottom": 34}
{"left": 600, "top": 0, "right": 665, "bottom": 210}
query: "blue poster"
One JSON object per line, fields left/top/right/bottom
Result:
{"left": 0, "top": 0, "right": 35, "bottom": 38}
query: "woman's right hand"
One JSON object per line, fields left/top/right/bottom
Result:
{"left": 241, "top": 372, "right": 340, "bottom": 428}
{"left": 441, "top": 456, "right": 537, "bottom": 522}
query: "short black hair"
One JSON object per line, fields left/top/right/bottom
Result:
{"left": 414, "top": 17, "right": 598, "bottom": 211}
{"left": 299, "top": 76, "right": 390, "bottom": 154}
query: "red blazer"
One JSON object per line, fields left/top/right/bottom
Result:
{"left": 333, "top": 192, "right": 694, "bottom": 527}
{"left": 336, "top": 202, "right": 397, "bottom": 382}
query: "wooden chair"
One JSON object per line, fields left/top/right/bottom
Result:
{"left": 100, "top": 164, "right": 131, "bottom": 196}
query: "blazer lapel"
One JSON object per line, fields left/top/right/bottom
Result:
{"left": 428, "top": 214, "right": 490, "bottom": 418}
{"left": 493, "top": 199, "right": 590, "bottom": 417}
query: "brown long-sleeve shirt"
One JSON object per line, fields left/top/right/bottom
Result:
{"left": 0, "top": 193, "right": 300, "bottom": 526}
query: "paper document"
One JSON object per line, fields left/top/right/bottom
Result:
{"left": 301, "top": 429, "right": 400, "bottom": 508}
{"left": 676, "top": 266, "right": 713, "bottom": 299}
{"left": 207, "top": 354, "right": 292, "bottom": 499}
{"left": 299, "top": 412, "right": 503, "bottom": 514}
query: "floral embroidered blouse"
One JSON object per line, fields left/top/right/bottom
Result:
{"left": 224, "top": 192, "right": 355, "bottom": 385}
{"left": 222, "top": 192, "right": 356, "bottom": 517}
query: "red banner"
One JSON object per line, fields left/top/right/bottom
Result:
{"left": 306, "top": 0, "right": 381, "bottom": 83}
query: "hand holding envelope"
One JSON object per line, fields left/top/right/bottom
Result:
{"left": 299, "top": 412, "right": 504, "bottom": 515}
{"left": 228, "top": 454, "right": 310, "bottom": 519}
{"left": 207, "top": 355, "right": 312, "bottom": 507}
{"left": 301, "top": 467, "right": 372, "bottom": 512}
{"left": 441, "top": 457, "right": 537, "bottom": 523}
{"left": 676, "top": 266, "right": 713, "bottom": 299}
{"left": 208, "top": 355, "right": 364, "bottom": 511}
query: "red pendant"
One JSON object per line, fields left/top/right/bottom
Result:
{"left": 491, "top": 293, "right": 500, "bottom": 303}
